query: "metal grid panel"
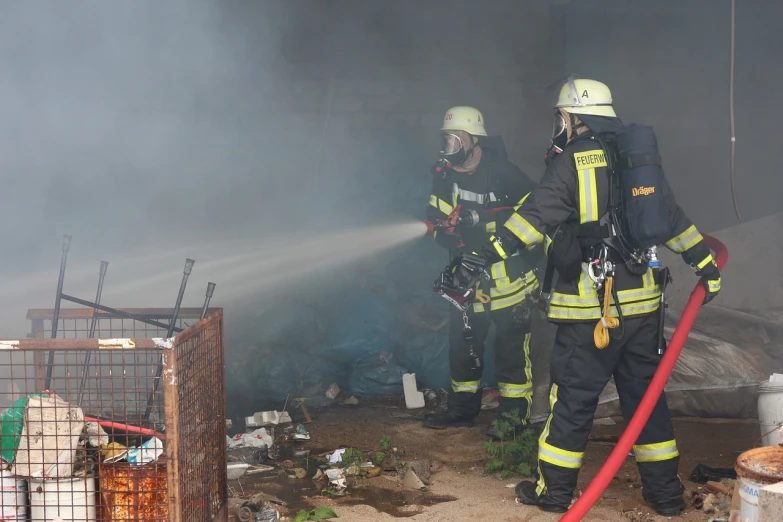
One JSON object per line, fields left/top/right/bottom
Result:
{"left": 165, "top": 312, "right": 227, "bottom": 522}
{"left": 0, "top": 310, "right": 226, "bottom": 522}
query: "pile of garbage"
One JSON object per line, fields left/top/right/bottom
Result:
{"left": 0, "top": 391, "right": 167, "bottom": 520}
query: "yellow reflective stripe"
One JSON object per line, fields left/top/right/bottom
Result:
{"left": 505, "top": 213, "right": 544, "bottom": 245}
{"left": 643, "top": 269, "right": 655, "bottom": 288}
{"left": 696, "top": 255, "right": 715, "bottom": 271}
{"left": 577, "top": 168, "right": 599, "bottom": 224}
{"left": 514, "top": 192, "right": 531, "bottom": 211}
{"left": 523, "top": 333, "right": 533, "bottom": 384}
{"left": 451, "top": 379, "right": 481, "bottom": 393}
{"left": 490, "top": 274, "right": 531, "bottom": 297}
{"left": 490, "top": 260, "right": 508, "bottom": 281}
{"left": 544, "top": 235, "right": 553, "bottom": 256}
{"left": 429, "top": 194, "right": 440, "bottom": 210}
{"left": 665, "top": 225, "right": 703, "bottom": 253}
{"left": 633, "top": 440, "right": 679, "bottom": 463}
{"left": 539, "top": 440, "right": 584, "bottom": 469}
{"left": 451, "top": 183, "right": 459, "bottom": 208}
{"left": 548, "top": 297, "right": 660, "bottom": 320}
{"left": 474, "top": 281, "right": 541, "bottom": 313}
{"left": 488, "top": 236, "right": 508, "bottom": 260}
{"left": 707, "top": 278, "right": 721, "bottom": 292}
{"left": 439, "top": 198, "right": 454, "bottom": 214}
{"left": 485, "top": 221, "right": 497, "bottom": 233}
{"left": 498, "top": 382, "right": 533, "bottom": 398}
{"left": 537, "top": 383, "right": 559, "bottom": 496}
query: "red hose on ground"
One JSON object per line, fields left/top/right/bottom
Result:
{"left": 560, "top": 234, "right": 728, "bottom": 522}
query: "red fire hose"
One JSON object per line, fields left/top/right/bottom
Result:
{"left": 560, "top": 234, "right": 728, "bottom": 521}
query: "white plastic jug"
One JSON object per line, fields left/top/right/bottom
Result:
{"left": 30, "top": 476, "right": 96, "bottom": 522}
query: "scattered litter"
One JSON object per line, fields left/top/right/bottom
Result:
{"left": 505, "top": 483, "right": 516, "bottom": 488}
{"left": 13, "top": 394, "right": 84, "bottom": 478}
{"left": 327, "top": 449, "right": 346, "bottom": 464}
{"left": 289, "top": 467, "right": 308, "bottom": 479}
{"left": 481, "top": 388, "right": 499, "bottom": 410}
{"left": 367, "top": 466, "right": 381, "bottom": 478}
{"left": 360, "top": 461, "right": 375, "bottom": 469}
{"left": 246, "top": 465, "right": 275, "bottom": 475}
{"left": 85, "top": 421, "right": 109, "bottom": 447}
{"left": 101, "top": 441, "right": 128, "bottom": 461}
{"left": 256, "top": 505, "right": 281, "bottom": 521}
{"left": 326, "top": 468, "right": 346, "bottom": 489}
{"left": 229, "top": 428, "right": 274, "bottom": 449}
{"left": 227, "top": 462, "right": 250, "bottom": 480}
{"left": 402, "top": 469, "right": 426, "bottom": 490}
{"left": 343, "top": 396, "right": 359, "bottom": 405}
{"left": 294, "top": 449, "right": 311, "bottom": 458}
{"left": 402, "top": 373, "right": 425, "bottom": 409}
{"left": 690, "top": 464, "right": 737, "bottom": 484}
{"left": 313, "top": 469, "right": 325, "bottom": 481}
{"left": 706, "top": 480, "right": 732, "bottom": 496}
{"left": 246, "top": 411, "right": 293, "bottom": 428}
{"left": 291, "top": 424, "right": 310, "bottom": 441}
{"left": 128, "top": 436, "right": 164, "bottom": 466}
{"left": 325, "top": 383, "right": 340, "bottom": 400}
{"left": 345, "top": 465, "right": 360, "bottom": 476}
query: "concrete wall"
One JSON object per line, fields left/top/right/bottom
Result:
{"left": 558, "top": 0, "right": 783, "bottom": 232}
{"left": 237, "top": 0, "right": 562, "bottom": 186}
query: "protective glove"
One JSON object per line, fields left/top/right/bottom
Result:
{"left": 695, "top": 258, "right": 721, "bottom": 304}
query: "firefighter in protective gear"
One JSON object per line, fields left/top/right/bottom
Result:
{"left": 468, "top": 79, "right": 722, "bottom": 515}
{"left": 424, "top": 106, "right": 541, "bottom": 435}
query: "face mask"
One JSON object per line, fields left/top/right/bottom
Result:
{"left": 440, "top": 132, "right": 467, "bottom": 165}
{"left": 551, "top": 111, "right": 568, "bottom": 152}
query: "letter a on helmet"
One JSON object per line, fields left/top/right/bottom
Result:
{"left": 554, "top": 77, "right": 617, "bottom": 118}
{"left": 440, "top": 106, "right": 488, "bottom": 136}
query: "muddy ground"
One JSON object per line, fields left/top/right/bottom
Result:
{"left": 228, "top": 403, "right": 755, "bottom": 521}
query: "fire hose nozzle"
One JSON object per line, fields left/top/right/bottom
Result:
{"left": 424, "top": 221, "right": 436, "bottom": 235}
{"left": 460, "top": 209, "right": 480, "bottom": 228}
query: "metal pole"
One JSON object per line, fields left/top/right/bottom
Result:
{"left": 166, "top": 259, "right": 195, "bottom": 338}
{"left": 200, "top": 282, "right": 216, "bottom": 320}
{"left": 144, "top": 258, "right": 195, "bottom": 421}
{"left": 59, "top": 294, "right": 184, "bottom": 332}
{"left": 77, "top": 261, "right": 108, "bottom": 407}
{"left": 44, "top": 235, "right": 72, "bottom": 390}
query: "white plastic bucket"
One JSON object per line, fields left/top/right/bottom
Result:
{"left": 738, "top": 475, "right": 763, "bottom": 522}
{"left": 30, "top": 476, "right": 97, "bottom": 522}
{"left": 735, "top": 447, "right": 783, "bottom": 522}
{"left": 757, "top": 382, "right": 783, "bottom": 446}
{"left": 0, "top": 470, "right": 28, "bottom": 520}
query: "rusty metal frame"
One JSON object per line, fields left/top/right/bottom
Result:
{"left": 9, "top": 308, "right": 227, "bottom": 522}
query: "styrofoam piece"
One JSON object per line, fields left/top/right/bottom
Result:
{"left": 403, "top": 373, "right": 425, "bottom": 410}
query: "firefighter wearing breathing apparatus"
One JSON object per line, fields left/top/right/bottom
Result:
{"left": 425, "top": 106, "right": 541, "bottom": 436}
{"left": 436, "top": 80, "right": 722, "bottom": 516}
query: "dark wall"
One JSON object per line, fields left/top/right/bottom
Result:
{"left": 556, "top": 0, "right": 783, "bottom": 231}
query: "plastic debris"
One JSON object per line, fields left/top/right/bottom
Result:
{"left": 325, "top": 383, "right": 340, "bottom": 399}
{"left": 402, "top": 373, "right": 425, "bottom": 409}
{"left": 246, "top": 411, "right": 292, "bottom": 428}
{"left": 325, "top": 468, "right": 346, "bottom": 490}
{"left": 85, "top": 421, "right": 109, "bottom": 447}
{"left": 343, "top": 396, "right": 359, "bottom": 405}
{"left": 291, "top": 424, "right": 310, "bottom": 441}
{"left": 228, "top": 428, "right": 274, "bottom": 449}
{"left": 327, "top": 449, "right": 346, "bottom": 464}
{"left": 402, "top": 469, "right": 426, "bottom": 490}
{"left": 256, "top": 506, "right": 280, "bottom": 521}
{"left": 227, "top": 462, "right": 250, "bottom": 480}
{"left": 128, "top": 436, "right": 164, "bottom": 466}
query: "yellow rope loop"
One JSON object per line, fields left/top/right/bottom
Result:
{"left": 594, "top": 276, "right": 620, "bottom": 349}
{"left": 475, "top": 288, "right": 491, "bottom": 304}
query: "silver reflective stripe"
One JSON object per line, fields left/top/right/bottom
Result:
{"left": 454, "top": 184, "right": 497, "bottom": 205}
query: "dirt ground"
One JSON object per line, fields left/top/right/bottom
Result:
{"left": 229, "top": 403, "right": 755, "bottom": 521}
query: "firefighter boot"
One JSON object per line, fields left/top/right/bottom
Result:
{"left": 423, "top": 410, "right": 475, "bottom": 429}
{"left": 515, "top": 480, "right": 569, "bottom": 513}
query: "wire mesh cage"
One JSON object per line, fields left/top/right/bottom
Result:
{"left": 0, "top": 309, "right": 227, "bottom": 521}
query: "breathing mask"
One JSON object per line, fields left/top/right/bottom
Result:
{"left": 440, "top": 132, "right": 467, "bottom": 166}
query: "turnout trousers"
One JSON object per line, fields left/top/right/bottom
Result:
{"left": 447, "top": 304, "right": 534, "bottom": 421}
{"left": 535, "top": 313, "right": 683, "bottom": 506}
